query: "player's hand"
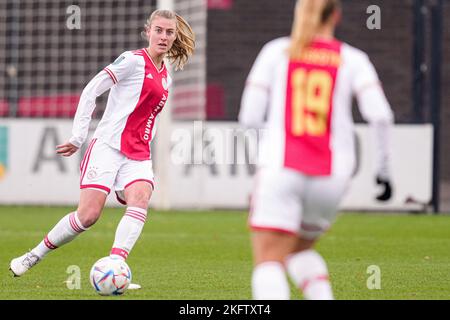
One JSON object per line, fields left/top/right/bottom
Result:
{"left": 375, "top": 175, "right": 392, "bottom": 202}
{"left": 56, "top": 142, "right": 79, "bottom": 157}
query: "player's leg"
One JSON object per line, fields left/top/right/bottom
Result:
{"left": 41, "top": 139, "right": 118, "bottom": 253}
{"left": 286, "top": 238, "right": 332, "bottom": 300}
{"left": 251, "top": 231, "right": 297, "bottom": 300}
{"left": 249, "top": 169, "right": 304, "bottom": 300}
{"left": 10, "top": 139, "right": 117, "bottom": 277}
{"left": 110, "top": 181, "right": 152, "bottom": 260}
{"left": 34, "top": 188, "right": 107, "bottom": 256}
{"left": 285, "top": 173, "right": 351, "bottom": 300}
{"left": 10, "top": 189, "right": 107, "bottom": 277}
{"left": 110, "top": 159, "right": 154, "bottom": 261}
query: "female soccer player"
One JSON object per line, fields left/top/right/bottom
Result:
{"left": 10, "top": 10, "right": 195, "bottom": 277}
{"left": 239, "top": 0, "right": 394, "bottom": 300}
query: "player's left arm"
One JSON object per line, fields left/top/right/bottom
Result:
{"left": 354, "top": 54, "right": 395, "bottom": 201}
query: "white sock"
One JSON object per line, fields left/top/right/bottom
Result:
{"left": 252, "top": 261, "right": 290, "bottom": 300}
{"left": 32, "top": 212, "right": 89, "bottom": 258}
{"left": 286, "top": 249, "right": 333, "bottom": 300}
{"left": 110, "top": 207, "right": 147, "bottom": 260}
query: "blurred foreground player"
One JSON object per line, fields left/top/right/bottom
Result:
{"left": 239, "top": 0, "right": 394, "bottom": 300}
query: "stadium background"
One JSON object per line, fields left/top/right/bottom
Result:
{"left": 0, "top": 0, "right": 447, "bottom": 211}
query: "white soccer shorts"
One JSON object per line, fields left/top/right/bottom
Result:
{"left": 249, "top": 168, "right": 351, "bottom": 240}
{"left": 79, "top": 138, "right": 155, "bottom": 204}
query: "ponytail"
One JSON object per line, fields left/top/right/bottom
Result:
{"left": 289, "top": 0, "right": 340, "bottom": 60}
{"left": 169, "top": 13, "right": 196, "bottom": 70}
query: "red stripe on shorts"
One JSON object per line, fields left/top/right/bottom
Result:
{"left": 124, "top": 179, "right": 154, "bottom": 191}
{"left": 80, "top": 139, "right": 96, "bottom": 173}
{"left": 80, "top": 139, "right": 97, "bottom": 185}
{"left": 249, "top": 225, "right": 298, "bottom": 237}
{"left": 80, "top": 184, "right": 111, "bottom": 194}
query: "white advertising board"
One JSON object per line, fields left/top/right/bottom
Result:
{"left": 164, "top": 122, "right": 433, "bottom": 211}
{"left": 0, "top": 120, "right": 433, "bottom": 211}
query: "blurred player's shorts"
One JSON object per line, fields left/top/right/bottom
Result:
{"left": 249, "top": 168, "right": 351, "bottom": 239}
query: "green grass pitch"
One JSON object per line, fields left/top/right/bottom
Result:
{"left": 0, "top": 206, "right": 449, "bottom": 300}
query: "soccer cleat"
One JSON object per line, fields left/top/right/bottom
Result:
{"left": 9, "top": 251, "right": 41, "bottom": 277}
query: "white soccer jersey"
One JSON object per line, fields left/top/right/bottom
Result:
{"left": 70, "top": 48, "right": 172, "bottom": 161}
{"left": 239, "top": 37, "right": 394, "bottom": 177}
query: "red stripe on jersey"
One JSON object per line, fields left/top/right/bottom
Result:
{"left": 119, "top": 49, "right": 169, "bottom": 160}
{"left": 104, "top": 67, "right": 118, "bottom": 84}
{"left": 284, "top": 40, "right": 342, "bottom": 176}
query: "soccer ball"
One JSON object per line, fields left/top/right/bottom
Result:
{"left": 89, "top": 256, "right": 132, "bottom": 296}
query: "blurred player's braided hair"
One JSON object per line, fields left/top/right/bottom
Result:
{"left": 142, "top": 10, "right": 196, "bottom": 70}
{"left": 289, "top": 0, "right": 341, "bottom": 60}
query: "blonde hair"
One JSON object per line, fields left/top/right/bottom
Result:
{"left": 142, "top": 10, "right": 195, "bottom": 70}
{"left": 289, "top": 0, "right": 340, "bottom": 60}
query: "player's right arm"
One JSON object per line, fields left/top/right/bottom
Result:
{"left": 59, "top": 52, "right": 138, "bottom": 156}
{"left": 239, "top": 39, "right": 283, "bottom": 128}
{"left": 56, "top": 71, "right": 114, "bottom": 156}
